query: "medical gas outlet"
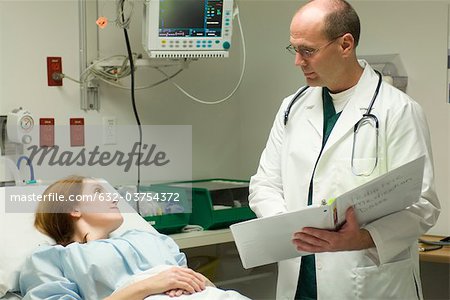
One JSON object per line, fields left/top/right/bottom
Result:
{"left": 7, "top": 108, "right": 34, "bottom": 144}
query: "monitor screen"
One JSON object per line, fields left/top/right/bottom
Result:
{"left": 143, "top": 0, "right": 233, "bottom": 58}
{"left": 159, "top": 0, "right": 223, "bottom": 37}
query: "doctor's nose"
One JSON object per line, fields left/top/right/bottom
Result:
{"left": 295, "top": 53, "right": 307, "bottom": 67}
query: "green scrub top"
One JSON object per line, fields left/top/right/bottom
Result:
{"left": 295, "top": 87, "right": 342, "bottom": 300}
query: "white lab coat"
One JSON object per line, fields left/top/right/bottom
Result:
{"left": 249, "top": 61, "right": 440, "bottom": 300}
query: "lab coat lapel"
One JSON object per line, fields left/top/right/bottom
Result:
{"left": 305, "top": 89, "right": 323, "bottom": 139}
{"left": 321, "top": 100, "right": 362, "bottom": 154}
{"left": 322, "top": 63, "right": 379, "bottom": 154}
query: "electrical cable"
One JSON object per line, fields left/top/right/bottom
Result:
{"left": 115, "top": 0, "right": 134, "bottom": 29}
{"left": 62, "top": 54, "right": 184, "bottom": 90}
{"left": 58, "top": 73, "right": 82, "bottom": 84}
{"left": 181, "top": 225, "right": 204, "bottom": 233}
{"left": 418, "top": 244, "right": 443, "bottom": 252}
{"left": 418, "top": 238, "right": 450, "bottom": 246}
{"left": 78, "top": 55, "right": 132, "bottom": 86}
{"left": 120, "top": 0, "right": 142, "bottom": 215}
{"left": 90, "top": 67, "right": 184, "bottom": 90}
{"left": 81, "top": 55, "right": 133, "bottom": 82}
{"left": 156, "top": 3, "right": 247, "bottom": 105}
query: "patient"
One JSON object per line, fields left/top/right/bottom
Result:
{"left": 19, "top": 176, "right": 248, "bottom": 300}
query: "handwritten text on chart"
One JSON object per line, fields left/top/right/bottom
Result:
{"left": 350, "top": 175, "right": 413, "bottom": 214}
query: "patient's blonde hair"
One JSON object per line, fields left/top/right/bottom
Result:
{"left": 35, "top": 175, "right": 87, "bottom": 246}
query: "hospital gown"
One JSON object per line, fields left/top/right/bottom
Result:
{"left": 19, "top": 230, "right": 188, "bottom": 299}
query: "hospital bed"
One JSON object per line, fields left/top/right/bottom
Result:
{"left": 0, "top": 181, "right": 250, "bottom": 300}
{"left": 0, "top": 181, "right": 159, "bottom": 299}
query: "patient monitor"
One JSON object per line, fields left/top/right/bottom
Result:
{"left": 142, "top": 0, "right": 234, "bottom": 58}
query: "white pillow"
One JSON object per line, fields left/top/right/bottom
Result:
{"left": 0, "top": 181, "right": 156, "bottom": 297}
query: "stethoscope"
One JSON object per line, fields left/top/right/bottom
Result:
{"left": 283, "top": 70, "right": 383, "bottom": 176}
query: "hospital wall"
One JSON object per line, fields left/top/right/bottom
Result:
{"left": 0, "top": 0, "right": 247, "bottom": 186}
{"left": 0, "top": 2, "right": 449, "bottom": 233}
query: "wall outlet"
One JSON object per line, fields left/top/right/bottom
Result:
{"left": 47, "top": 57, "right": 62, "bottom": 86}
{"left": 102, "top": 117, "right": 117, "bottom": 145}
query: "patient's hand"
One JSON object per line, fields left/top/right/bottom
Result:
{"left": 147, "top": 266, "right": 207, "bottom": 296}
{"left": 165, "top": 289, "right": 188, "bottom": 297}
{"left": 164, "top": 270, "right": 214, "bottom": 297}
{"left": 105, "top": 266, "right": 211, "bottom": 300}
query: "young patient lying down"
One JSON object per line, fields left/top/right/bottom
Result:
{"left": 19, "top": 176, "right": 250, "bottom": 300}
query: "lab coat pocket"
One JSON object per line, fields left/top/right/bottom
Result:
{"left": 353, "top": 258, "right": 418, "bottom": 299}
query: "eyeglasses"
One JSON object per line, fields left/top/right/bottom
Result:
{"left": 286, "top": 34, "right": 344, "bottom": 58}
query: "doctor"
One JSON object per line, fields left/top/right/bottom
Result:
{"left": 248, "top": 0, "right": 440, "bottom": 299}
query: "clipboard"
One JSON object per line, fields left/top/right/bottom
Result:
{"left": 230, "top": 156, "right": 425, "bottom": 269}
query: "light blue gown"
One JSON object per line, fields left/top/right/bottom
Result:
{"left": 19, "top": 230, "right": 186, "bottom": 299}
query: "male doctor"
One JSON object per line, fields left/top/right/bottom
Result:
{"left": 248, "top": 0, "right": 440, "bottom": 299}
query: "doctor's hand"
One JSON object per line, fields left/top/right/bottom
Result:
{"left": 292, "top": 207, "right": 375, "bottom": 253}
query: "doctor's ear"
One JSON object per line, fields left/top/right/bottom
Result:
{"left": 340, "top": 33, "right": 355, "bottom": 56}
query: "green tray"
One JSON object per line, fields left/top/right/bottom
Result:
{"left": 157, "top": 179, "right": 256, "bottom": 230}
{"left": 139, "top": 185, "right": 191, "bottom": 234}
{"left": 143, "top": 213, "right": 190, "bottom": 234}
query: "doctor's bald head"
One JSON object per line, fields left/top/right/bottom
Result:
{"left": 289, "top": 0, "right": 363, "bottom": 91}
{"left": 294, "top": 0, "right": 361, "bottom": 48}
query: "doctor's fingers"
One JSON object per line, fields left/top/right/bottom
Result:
{"left": 343, "top": 207, "right": 360, "bottom": 229}
{"left": 292, "top": 238, "right": 326, "bottom": 253}
{"left": 292, "top": 233, "right": 329, "bottom": 249}
{"left": 293, "top": 230, "right": 333, "bottom": 245}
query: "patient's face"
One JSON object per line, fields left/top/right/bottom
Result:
{"left": 78, "top": 180, "right": 124, "bottom": 234}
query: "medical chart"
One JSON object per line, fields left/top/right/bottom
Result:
{"left": 230, "top": 156, "right": 425, "bottom": 269}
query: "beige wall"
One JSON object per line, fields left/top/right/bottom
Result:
{"left": 0, "top": 0, "right": 244, "bottom": 185}
{"left": 1, "top": 1, "right": 449, "bottom": 236}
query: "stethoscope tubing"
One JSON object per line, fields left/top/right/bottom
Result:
{"left": 282, "top": 70, "right": 383, "bottom": 178}
{"left": 283, "top": 85, "right": 309, "bottom": 126}
{"left": 284, "top": 70, "right": 383, "bottom": 126}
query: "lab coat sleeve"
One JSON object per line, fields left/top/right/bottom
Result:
{"left": 20, "top": 247, "right": 82, "bottom": 300}
{"left": 249, "top": 98, "right": 290, "bottom": 217}
{"left": 364, "top": 99, "right": 440, "bottom": 265}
